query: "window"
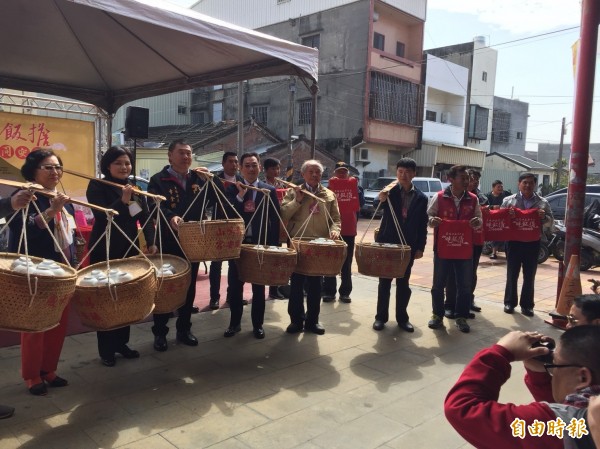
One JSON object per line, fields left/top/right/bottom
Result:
{"left": 212, "top": 102, "right": 223, "bottom": 122}
{"left": 213, "top": 85, "right": 222, "bottom": 90}
{"left": 517, "top": 132, "right": 523, "bottom": 140}
{"left": 251, "top": 105, "right": 268, "bottom": 125}
{"left": 425, "top": 110, "right": 437, "bottom": 122}
{"left": 177, "top": 105, "right": 187, "bottom": 115}
{"left": 492, "top": 110, "right": 511, "bottom": 143}
{"left": 191, "top": 111, "right": 207, "bottom": 125}
{"left": 369, "top": 72, "right": 421, "bottom": 126}
{"left": 301, "top": 34, "right": 320, "bottom": 49}
{"left": 396, "top": 41, "right": 406, "bottom": 58}
{"left": 467, "top": 104, "right": 489, "bottom": 140}
{"left": 373, "top": 32, "right": 385, "bottom": 51}
{"left": 298, "top": 100, "right": 312, "bottom": 125}
{"left": 482, "top": 71, "right": 488, "bottom": 82}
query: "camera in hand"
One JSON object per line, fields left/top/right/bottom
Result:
{"left": 532, "top": 339, "right": 555, "bottom": 364}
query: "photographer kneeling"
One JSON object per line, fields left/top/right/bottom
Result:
{"left": 445, "top": 325, "right": 600, "bottom": 449}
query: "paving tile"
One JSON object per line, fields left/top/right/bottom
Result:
{"left": 114, "top": 434, "right": 178, "bottom": 449}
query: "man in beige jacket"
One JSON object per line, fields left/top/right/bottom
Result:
{"left": 281, "top": 160, "right": 341, "bottom": 335}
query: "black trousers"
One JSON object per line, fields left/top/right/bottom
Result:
{"left": 504, "top": 240, "right": 539, "bottom": 309}
{"left": 152, "top": 262, "right": 200, "bottom": 336}
{"left": 97, "top": 327, "right": 130, "bottom": 359}
{"left": 375, "top": 253, "right": 415, "bottom": 324}
{"left": 288, "top": 272, "right": 322, "bottom": 326}
{"left": 323, "top": 235, "right": 355, "bottom": 297}
{"left": 227, "top": 260, "right": 265, "bottom": 329}
{"left": 209, "top": 261, "right": 222, "bottom": 301}
{"left": 445, "top": 245, "right": 483, "bottom": 311}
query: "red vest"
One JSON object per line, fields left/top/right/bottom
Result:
{"left": 435, "top": 190, "right": 478, "bottom": 243}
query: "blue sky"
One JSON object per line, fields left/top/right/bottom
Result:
{"left": 163, "top": 0, "right": 598, "bottom": 153}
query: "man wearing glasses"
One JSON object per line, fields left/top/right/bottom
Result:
{"left": 445, "top": 326, "right": 600, "bottom": 449}
{"left": 566, "top": 294, "right": 600, "bottom": 328}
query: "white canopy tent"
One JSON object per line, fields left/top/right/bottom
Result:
{"left": 0, "top": 0, "right": 318, "bottom": 114}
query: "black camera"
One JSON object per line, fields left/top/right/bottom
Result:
{"left": 532, "top": 339, "right": 555, "bottom": 364}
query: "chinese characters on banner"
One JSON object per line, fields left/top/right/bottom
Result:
{"left": 0, "top": 111, "right": 95, "bottom": 197}
{"left": 482, "top": 207, "right": 541, "bottom": 242}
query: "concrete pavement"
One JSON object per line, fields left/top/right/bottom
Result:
{"left": 0, "top": 273, "right": 565, "bottom": 449}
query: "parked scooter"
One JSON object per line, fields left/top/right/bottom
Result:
{"left": 550, "top": 200, "right": 600, "bottom": 271}
{"left": 482, "top": 239, "right": 550, "bottom": 264}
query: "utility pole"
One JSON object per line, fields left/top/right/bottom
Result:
{"left": 287, "top": 76, "right": 296, "bottom": 180}
{"left": 237, "top": 81, "right": 244, "bottom": 158}
{"left": 557, "top": 117, "right": 566, "bottom": 187}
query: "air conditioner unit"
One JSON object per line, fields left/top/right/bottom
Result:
{"left": 441, "top": 112, "right": 451, "bottom": 124}
{"left": 355, "top": 148, "right": 370, "bottom": 162}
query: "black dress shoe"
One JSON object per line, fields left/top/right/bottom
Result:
{"left": 521, "top": 307, "right": 535, "bottom": 317}
{"left": 224, "top": 325, "right": 241, "bottom": 338}
{"left": 0, "top": 404, "right": 15, "bottom": 419}
{"left": 40, "top": 372, "right": 68, "bottom": 387}
{"left": 29, "top": 383, "right": 47, "bottom": 396}
{"left": 372, "top": 320, "right": 385, "bottom": 331}
{"left": 468, "top": 312, "right": 476, "bottom": 319}
{"left": 253, "top": 328, "right": 265, "bottom": 339}
{"left": 339, "top": 295, "right": 352, "bottom": 303}
{"left": 322, "top": 295, "right": 335, "bottom": 303}
{"left": 444, "top": 309, "right": 455, "bottom": 319}
{"left": 191, "top": 306, "right": 200, "bottom": 314}
{"left": 286, "top": 322, "right": 304, "bottom": 334}
{"left": 101, "top": 357, "right": 116, "bottom": 367}
{"left": 304, "top": 322, "right": 325, "bottom": 335}
{"left": 154, "top": 335, "right": 168, "bottom": 352}
{"left": 117, "top": 345, "right": 140, "bottom": 359}
{"left": 470, "top": 304, "right": 482, "bottom": 312}
{"left": 209, "top": 300, "right": 220, "bottom": 310}
{"left": 398, "top": 321, "right": 415, "bottom": 333}
{"left": 176, "top": 331, "right": 199, "bottom": 346}
{"left": 504, "top": 305, "right": 515, "bottom": 314}
{"left": 242, "top": 299, "right": 249, "bottom": 305}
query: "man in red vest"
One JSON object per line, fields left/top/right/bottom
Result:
{"left": 322, "top": 161, "right": 360, "bottom": 303}
{"left": 427, "top": 165, "right": 482, "bottom": 333}
{"left": 500, "top": 172, "right": 553, "bottom": 317}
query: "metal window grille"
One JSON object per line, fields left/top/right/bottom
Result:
{"left": 301, "top": 34, "right": 320, "bottom": 49}
{"left": 492, "top": 110, "right": 511, "bottom": 142}
{"left": 425, "top": 110, "right": 437, "bottom": 122}
{"left": 252, "top": 105, "right": 268, "bottom": 125}
{"left": 298, "top": 100, "right": 312, "bottom": 125}
{"left": 369, "top": 72, "right": 422, "bottom": 126}
{"left": 468, "top": 104, "right": 489, "bottom": 140}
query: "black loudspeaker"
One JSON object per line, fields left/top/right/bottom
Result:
{"left": 125, "top": 106, "right": 149, "bottom": 139}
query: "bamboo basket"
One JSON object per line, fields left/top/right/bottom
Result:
{"left": 72, "top": 259, "right": 156, "bottom": 331}
{"left": 236, "top": 244, "right": 297, "bottom": 285}
{"left": 355, "top": 242, "right": 412, "bottom": 279}
{"left": 291, "top": 238, "right": 347, "bottom": 276}
{"left": 0, "top": 253, "right": 77, "bottom": 332}
{"left": 178, "top": 219, "right": 245, "bottom": 262}
{"left": 145, "top": 254, "right": 191, "bottom": 314}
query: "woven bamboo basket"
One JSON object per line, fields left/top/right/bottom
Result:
{"left": 236, "top": 244, "right": 297, "bottom": 285}
{"left": 178, "top": 219, "right": 245, "bottom": 262}
{"left": 356, "top": 242, "right": 412, "bottom": 279}
{"left": 291, "top": 238, "right": 347, "bottom": 276}
{"left": 146, "top": 254, "right": 191, "bottom": 314}
{"left": 72, "top": 259, "right": 156, "bottom": 331}
{"left": 0, "top": 253, "right": 77, "bottom": 332}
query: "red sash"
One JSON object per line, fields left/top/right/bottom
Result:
{"left": 437, "top": 220, "right": 473, "bottom": 259}
{"left": 512, "top": 208, "right": 542, "bottom": 242}
{"left": 482, "top": 208, "right": 512, "bottom": 241}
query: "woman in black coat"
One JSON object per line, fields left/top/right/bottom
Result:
{"left": 86, "top": 146, "right": 157, "bottom": 367}
{"left": 8, "top": 149, "right": 75, "bottom": 396}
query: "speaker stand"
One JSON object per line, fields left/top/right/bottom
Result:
{"left": 131, "top": 138, "right": 137, "bottom": 187}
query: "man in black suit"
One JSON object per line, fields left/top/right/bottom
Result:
{"left": 224, "top": 152, "right": 280, "bottom": 339}
{"left": 208, "top": 151, "right": 243, "bottom": 309}
{"left": 372, "top": 158, "right": 428, "bottom": 333}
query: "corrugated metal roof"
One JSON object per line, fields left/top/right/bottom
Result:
{"left": 488, "top": 152, "right": 554, "bottom": 171}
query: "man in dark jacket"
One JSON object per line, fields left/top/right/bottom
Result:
{"left": 372, "top": 158, "right": 428, "bottom": 333}
{"left": 148, "top": 139, "right": 227, "bottom": 352}
{"left": 224, "top": 152, "right": 280, "bottom": 339}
